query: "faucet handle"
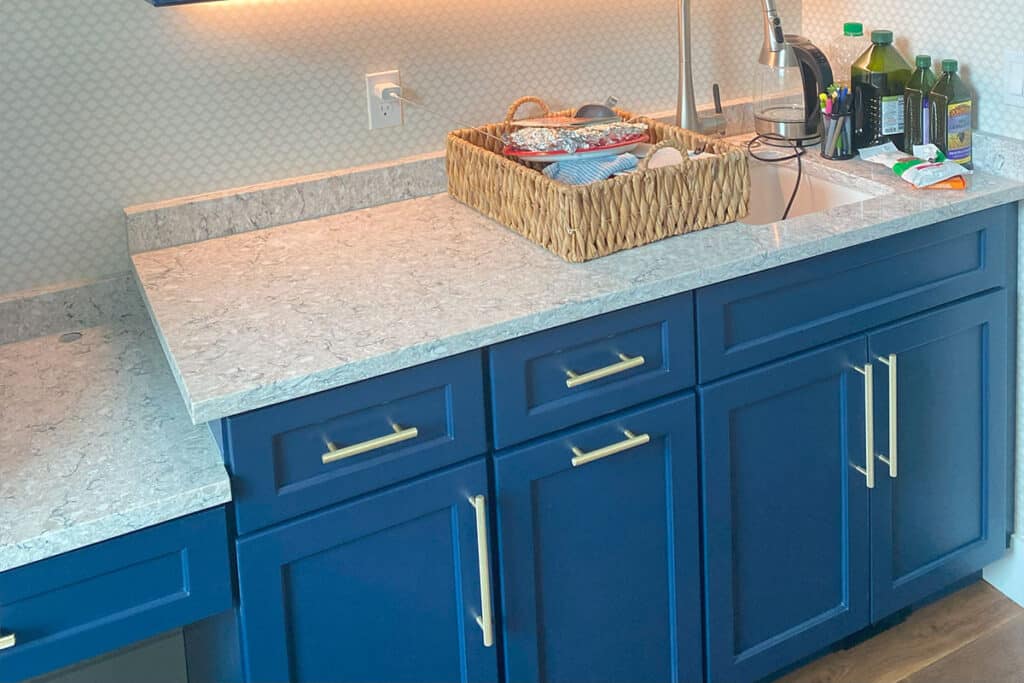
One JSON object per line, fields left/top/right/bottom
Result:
{"left": 702, "top": 83, "right": 727, "bottom": 137}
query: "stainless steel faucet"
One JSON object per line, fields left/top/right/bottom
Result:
{"left": 676, "top": 0, "right": 726, "bottom": 135}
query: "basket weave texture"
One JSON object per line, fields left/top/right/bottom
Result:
{"left": 446, "top": 97, "right": 751, "bottom": 263}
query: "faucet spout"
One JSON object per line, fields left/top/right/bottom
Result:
{"left": 676, "top": 0, "right": 726, "bottom": 135}
{"left": 676, "top": 0, "right": 698, "bottom": 129}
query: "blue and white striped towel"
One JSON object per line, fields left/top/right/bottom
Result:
{"left": 543, "top": 153, "right": 638, "bottom": 185}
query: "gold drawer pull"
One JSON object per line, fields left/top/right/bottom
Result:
{"left": 853, "top": 363, "right": 876, "bottom": 489}
{"left": 877, "top": 354, "right": 898, "bottom": 478}
{"left": 565, "top": 353, "right": 646, "bottom": 389}
{"left": 322, "top": 424, "right": 420, "bottom": 465}
{"left": 469, "top": 495, "right": 495, "bottom": 648}
{"left": 571, "top": 430, "right": 651, "bottom": 468}
{"left": 0, "top": 631, "right": 15, "bottom": 651}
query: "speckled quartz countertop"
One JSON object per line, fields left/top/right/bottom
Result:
{"left": 132, "top": 151, "right": 1024, "bottom": 424}
{"left": 0, "top": 288, "right": 231, "bottom": 572}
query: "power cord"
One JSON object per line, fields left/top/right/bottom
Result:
{"left": 379, "top": 85, "right": 509, "bottom": 146}
{"left": 747, "top": 135, "right": 807, "bottom": 221}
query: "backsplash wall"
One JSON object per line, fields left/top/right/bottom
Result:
{"left": 0, "top": 0, "right": 799, "bottom": 296}
{"left": 803, "top": 0, "right": 1024, "bottom": 140}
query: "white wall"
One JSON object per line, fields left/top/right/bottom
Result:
{"left": 0, "top": 0, "right": 800, "bottom": 296}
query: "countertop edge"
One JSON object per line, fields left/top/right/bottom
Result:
{"left": 0, "top": 477, "right": 232, "bottom": 573}
{"left": 177, "top": 184, "right": 1024, "bottom": 424}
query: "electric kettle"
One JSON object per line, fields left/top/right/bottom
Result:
{"left": 753, "top": 0, "right": 834, "bottom": 145}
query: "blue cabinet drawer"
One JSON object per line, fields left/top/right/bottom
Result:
{"left": 697, "top": 204, "right": 1016, "bottom": 382}
{"left": 489, "top": 293, "right": 695, "bottom": 448}
{"left": 218, "top": 351, "right": 487, "bottom": 534}
{"left": 0, "top": 508, "right": 232, "bottom": 683}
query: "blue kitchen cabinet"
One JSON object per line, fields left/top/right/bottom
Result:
{"left": 495, "top": 394, "right": 704, "bottom": 683}
{"left": 186, "top": 207, "right": 1015, "bottom": 683}
{"left": 700, "top": 339, "right": 872, "bottom": 683}
{"left": 869, "top": 292, "right": 1011, "bottom": 622}
{"left": 233, "top": 459, "right": 498, "bottom": 683}
{"left": 0, "top": 508, "right": 232, "bottom": 683}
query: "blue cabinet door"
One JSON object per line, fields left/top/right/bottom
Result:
{"left": 701, "top": 339, "right": 871, "bottom": 683}
{"left": 868, "top": 291, "right": 1011, "bottom": 621}
{"left": 235, "top": 459, "right": 498, "bottom": 683}
{"left": 495, "top": 394, "right": 703, "bottom": 683}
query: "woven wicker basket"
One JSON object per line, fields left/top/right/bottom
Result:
{"left": 446, "top": 97, "right": 750, "bottom": 263}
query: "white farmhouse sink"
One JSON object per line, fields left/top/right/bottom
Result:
{"left": 741, "top": 161, "right": 879, "bottom": 225}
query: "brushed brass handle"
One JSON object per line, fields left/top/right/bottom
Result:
{"left": 571, "top": 430, "right": 651, "bottom": 468}
{"left": 853, "top": 363, "right": 876, "bottom": 489}
{"left": 321, "top": 424, "right": 419, "bottom": 465}
{"left": 565, "top": 353, "right": 646, "bottom": 389}
{"left": 0, "top": 631, "right": 15, "bottom": 651}
{"left": 877, "top": 354, "right": 898, "bottom": 478}
{"left": 469, "top": 495, "right": 495, "bottom": 648}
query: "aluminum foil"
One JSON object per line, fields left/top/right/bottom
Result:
{"left": 507, "top": 122, "right": 648, "bottom": 153}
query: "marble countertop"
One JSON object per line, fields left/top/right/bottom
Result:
{"left": 0, "top": 291, "right": 231, "bottom": 572}
{"left": 132, "top": 151, "right": 1024, "bottom": 424}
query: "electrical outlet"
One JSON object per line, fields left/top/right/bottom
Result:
{"left": 1005, "top": 50, "right": 1024, "bottom": 109}
{"left": 366, "top": 70, "right": 403, "bottom": 130}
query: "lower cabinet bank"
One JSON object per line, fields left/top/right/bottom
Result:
{"left": 0, "top": 509, "right": 233, "bottom": 683}
{"left": 185, "top": 204, "right": 1018, "bottom": 683}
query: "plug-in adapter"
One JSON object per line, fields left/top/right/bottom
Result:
{"left": 374, "top": 82, "right": 403, "bottom": 102}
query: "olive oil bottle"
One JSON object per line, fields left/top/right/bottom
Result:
{"left": 930, "top": 60, "right": 973, "bottom": 168}
{"left": 851, "top": 30, "right": 913, "bottom": 150}
{"left": 904, "top": 55, "right": 937, "bottom": 151}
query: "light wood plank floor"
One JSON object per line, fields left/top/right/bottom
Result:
{"left": 779, "top": 582, "right": 1024, "bottom": 683}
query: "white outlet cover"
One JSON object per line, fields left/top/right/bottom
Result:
{"left": 1005, "top": 50, "right": 1024, "bottom": 108}
{"left": 366, "top": 70, "right": 403, "bottom": 130}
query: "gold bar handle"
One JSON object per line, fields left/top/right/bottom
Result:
{"left": 469, "top": 495, "right": 495, "bottom": 648}
{"left": 321, "top": 424, "right": 419, "bottom": 465}
{"left": 0, "top": 630, "right": 15, "bottom": 651}
{"left": 877, "top": 354, "right": 898, "bottom": 478}
{"left": 853, "top": 363, "right": 876, "bottom": 489}
{"left": 565, "top": 353, "right": 646, "bottom": 389}
{"left": 571, "top": 430, "right": 651, "bottom": 468}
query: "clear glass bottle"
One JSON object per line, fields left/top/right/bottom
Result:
{"left": 828, "top": 22, "right": 866, "bottom": 89}
{"left": 904, "top": 55, "right": 938, "bottom": 151}
{"left": 851, "top": 30, "right": 913, "bottom": 150}
{"left": 930, "top": 59, "right": 974, "bottom": 168}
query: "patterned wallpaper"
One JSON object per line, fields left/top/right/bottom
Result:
{"left": 0, "top": 0, "right": 799, "bottom": 296}
{"left": 802, "top": 0, "right": 1024, "bottom": 140}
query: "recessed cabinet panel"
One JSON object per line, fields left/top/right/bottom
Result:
{"left": 221, "top": 351, "right": 486, "bottom": 534}
{"left": 869, "top": 292, "right": 1011, "bottom": 621}
{"left": 495, "top": 394, "right": 703, "bottom": 683}
{"left": 490, "top": 293, "right": 695, "bottom": 448}
{"left": 0, "top": 509, "right": 232, "bottom": 683}
{"left": 236, "top": 459, "right": 497, "bottom": 683}
{"left": 701, "top": 339, "right": 871, "bottom": 683}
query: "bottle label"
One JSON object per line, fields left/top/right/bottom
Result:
{"left": 947, "top": 101, "right": 973, "bottom": 165}
{"left": 881, "top": 95, "right": 905, "bottom": 135}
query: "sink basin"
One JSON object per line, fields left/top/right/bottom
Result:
{"left": 741, "top": 161, "right": 878, "bottom": 225}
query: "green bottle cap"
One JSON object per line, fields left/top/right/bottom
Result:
{"left": 843, "top": 22, "right": 864, "bottom": 36}
{"left": 942, "top": 59, "right": 959, "bottom": 73}
{"left": 916, "top": 55, "right": 932, "bottom": 68}
{"left": 872, "top": 30, "right": 894, "bottom": 44}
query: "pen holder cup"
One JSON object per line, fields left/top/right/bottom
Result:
{"left": 820, "top": 112, "right": 855, "bottom": 161}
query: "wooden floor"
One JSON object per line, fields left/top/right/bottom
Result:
{"left": 779, "top": 581, "right": 1024, "bottom": 683}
